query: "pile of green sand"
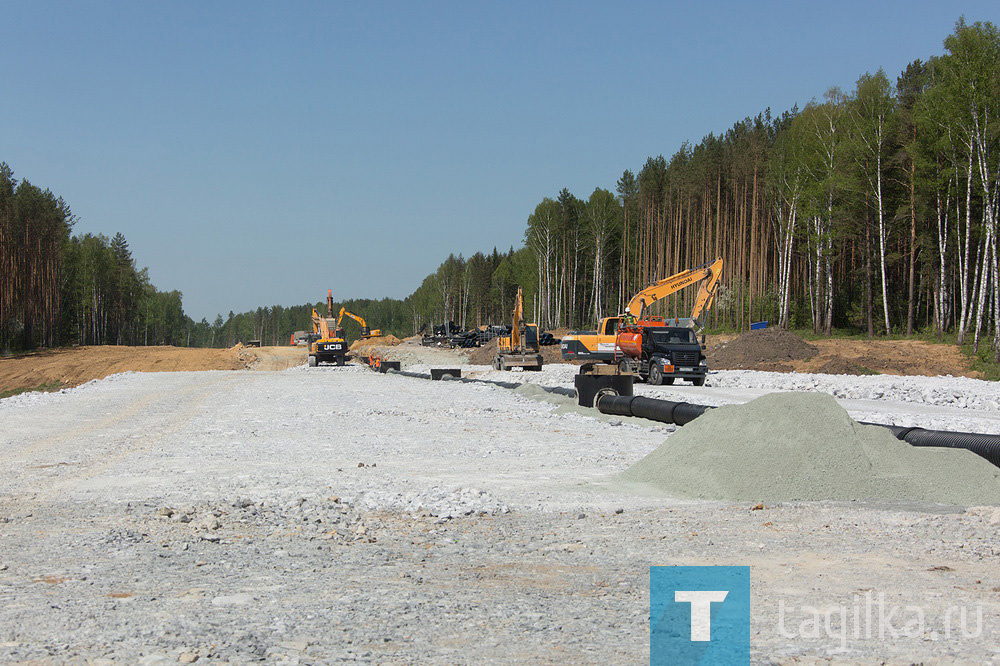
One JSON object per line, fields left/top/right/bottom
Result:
{"left": 618, "top": 392, "right": 1000, "bottom": 505}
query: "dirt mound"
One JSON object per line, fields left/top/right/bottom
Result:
{"left": 349, "top": 335, "right": 401, "bottom": 351}
{"left": 539, "top": 343, "right": 576, "bottom": 365}
{"left": 462, "top": 337, "right": 573, "bottom": 367}
{"left": 0, "top": 345, "right": 252, "bottom": 394}
{"left": 706, "top": 328, "right": 817, "bottom": 371}
{"left": 466, "top": 338, "right": 499, "bottom": 365}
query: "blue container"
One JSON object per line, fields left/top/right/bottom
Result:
{"left": 750, "top": 321, "right": 768, "bottom": 330}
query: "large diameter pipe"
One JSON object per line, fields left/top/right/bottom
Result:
{"left": 596, "top": 395, "right": 711, "bottom": 425}
{"left": 862, "top": 423, "right": 1000, "bottom": 468}
{"left": 596, "top": 395, "right": 637, "bottom": 417}
{"left": 597, "top": 394, "right": 1000, "bottom": 469}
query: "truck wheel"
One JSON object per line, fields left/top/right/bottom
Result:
{"left": 492, "top": 357, "right": 502, "bottom": 370}
{"left": 648, "top": 364, "right": 663, "bottom": 386}
{"left": 308, "top": 355, "right": 317, "bottom": 367}
{"left": 618, "top": 360, "right": 631, "bottom": 373}
{"left": 692, "top": 376, "right": 705, "bottom": 387}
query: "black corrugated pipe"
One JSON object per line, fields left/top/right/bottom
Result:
{"left": 861, "top": 423, "right": 1000, "bottom": 468}
{"left": 596, "top": 395, "right": 637, "bottom": 417}
{"left": 596, "top": 395, "right": 713, "bottom": 425}
{"left": 598, "top": 394, "right": 1000, "bottom": 469}
{"left": 671, "top": 402, "right": 714, "bottom": 425}
{"left": 630, "top": 397, "right": 680, "bottom": 423}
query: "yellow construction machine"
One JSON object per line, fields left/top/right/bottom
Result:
{"left": 493, "top": 287, "right": 543, "bottom": 371}
{"left": 560, "top": 258, "right": 723, "bottom": 362}
{"left": 337, "top": 308, "right": 382, "bottom": 339}
{"left": 307, "top": 290, "right": 348, "bottom": 367}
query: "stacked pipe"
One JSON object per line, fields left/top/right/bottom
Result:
{"left": 596, "top": 394, "right": 1000, "bottom": 469}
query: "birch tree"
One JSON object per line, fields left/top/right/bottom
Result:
{"left": 848, "top": 70, "right": 897, "bottom": 333}
{"left": 582, "top": 188, "right": 622, "bottom": 322}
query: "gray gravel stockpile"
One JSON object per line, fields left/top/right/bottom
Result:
{"left": 619, "top": 391, "right": 1000, "bottom": 505}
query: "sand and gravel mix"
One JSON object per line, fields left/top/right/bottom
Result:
{"left": 619, "top": 391, "right": 1000, "bottom": 505}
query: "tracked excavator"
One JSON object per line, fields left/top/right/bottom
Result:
{"left": 307, "top": 290, "right": 348, "bottom": 367}
{"left": 493, "top": 287, "right": 543, "bottom": 371}
{"left": 337, "top": 308, "right": 382, "bottom": 339}
{"left": 560, "top": 258, "right": 723, "bottom": 362}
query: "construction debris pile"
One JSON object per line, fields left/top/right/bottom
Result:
{"left": 618, "top": 392, "right": 1000, "bottom": 505}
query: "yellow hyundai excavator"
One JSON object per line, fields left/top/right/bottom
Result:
{"left": 560, "top": 258, "right": 723, "bottom": 362}
{"left": 493, "top": 287, "right": 543, "bottom": 371}
{"left": 307, "top": 290, "right": 348, "bottom": 367}
{"left": 337, "top": 307, "right": 382, "bottom": 339}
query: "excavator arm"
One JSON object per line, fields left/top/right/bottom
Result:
{"left": 510, "top": 287, "right": 524, "bottom": 350}
{"left": 689, "top": 258, "right": 723, "bottom": 324}
{"left": 625, "top": 258, "right": 724, "bottom": 325}
{"left": 337, "top": 307, "right": 367, "bottom": 330}
{"left": 310, "top": 309, "right": 328, "bottom": 338}
{"left": 336, "top": 307, "right": 380, "bottom": 338}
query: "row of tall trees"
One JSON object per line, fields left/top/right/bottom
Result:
{"left": 6, "top": 19, "right": 996, "bottom": 356}
{"left": 198, "top": 248, "right": 532, "bottom": 349}
{"left": 0, "top": 164, "right": 188, "bottom": 352}
{"left": 514, "top": 19, "right": 1000, "bottom": 351}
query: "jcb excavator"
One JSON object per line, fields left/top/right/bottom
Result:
{"left": 560, "top": 257, "right": 723, "bottom": 362}
{"left": 307, "top": 290, "right": 348, "bottom": 367}
{"left": 493, "top": 287, "right": 543, "bottom": 371}
{"left": 337, "top": 307, "right": 382, "bottom": 339}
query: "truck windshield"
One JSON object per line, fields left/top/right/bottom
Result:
{"left": 649, "top": 329, "right": 695, "bottom": 345}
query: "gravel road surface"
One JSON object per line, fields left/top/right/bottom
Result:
{"left": 2, "top": 361, "right": 999, "bottom": 664}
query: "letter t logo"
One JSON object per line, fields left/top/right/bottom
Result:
{"left": 674, "top": 590, "right": 729, "bottom": 641}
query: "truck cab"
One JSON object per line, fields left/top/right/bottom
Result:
{"left": 622, "top": 326, "right": 707, "bottom": 386}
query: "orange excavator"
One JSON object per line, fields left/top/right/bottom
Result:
{"left": 560, "top": 258, "right": 723, "bottom": 362}
{"left": 336, "top": 308, "right": 382, "bottom": 340}
{"left": 493, "top": 287, "right": 543, "bottom": 371}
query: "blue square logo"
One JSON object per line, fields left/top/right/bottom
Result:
{"left": 650, "top": 566, "right": 750, "bottom": 665}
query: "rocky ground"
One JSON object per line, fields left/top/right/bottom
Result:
{"left": 1, "top": 339, "right": 999, "bottom": 663}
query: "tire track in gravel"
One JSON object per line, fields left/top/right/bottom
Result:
{"left": 5, "top": 373, "right": 247, "bottom": 502}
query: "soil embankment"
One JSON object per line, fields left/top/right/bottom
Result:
{"left": 706, "top": 329, "right": 979, "bottom": 378}
{"left": 0, "top": 345, "right": 304, "bottom": 393}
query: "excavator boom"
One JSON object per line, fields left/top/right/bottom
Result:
{"left": 625, "top": 257, "right": 724, "bottom": 324}
{"left": 336, "top": 307, "right": 381, "bottom": 339}
{"left": 510, "top": 288, "right": 524, "bottom": 350}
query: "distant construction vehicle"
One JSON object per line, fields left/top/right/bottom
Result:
{"left": 493, "top": 287, "right": 543, "bottom": 371}
{"left": 337, "top": 308, "right": 382, "bottom": 339}
{"left": 561, "top": 258, "right": 723, "bottom": 363}
{"left": 307, "top": 290, "right": 348, "bottom": 367}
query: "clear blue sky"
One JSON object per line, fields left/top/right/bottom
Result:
{"left": 3, "top": 1, "right": 996, "bottom": 321}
